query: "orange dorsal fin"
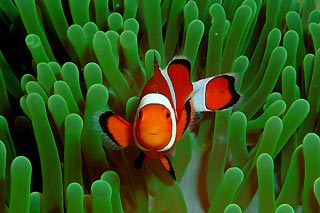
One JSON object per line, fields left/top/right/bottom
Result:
{"left": 166, "top": 57, "right": 193, "bottom": 113}
{"left": 99, "top": 111, "right": 133, "bottom": 148}
{"left": 192, "top": 75, "right": 240, "bottom": 112}
{"left": 140, "top": 59, "right": 173, "bottom": 104}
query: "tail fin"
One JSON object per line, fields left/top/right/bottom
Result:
{"left": 191, "top": 74, "right": 240, "bottom": 112}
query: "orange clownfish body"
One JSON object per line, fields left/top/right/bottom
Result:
{"left": 99, "top": 56, "right": 240, "bottom": 180}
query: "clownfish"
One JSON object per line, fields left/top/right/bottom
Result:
{"left": 99, "top": 56, "right": 240, "bottom": 180}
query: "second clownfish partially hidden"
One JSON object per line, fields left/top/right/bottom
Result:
{"left": 99, "top": 56, "right": 241, "bottom": 180}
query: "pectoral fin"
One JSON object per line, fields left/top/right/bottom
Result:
{"left": 99, "top": 111, "right": 133, "bottom": 149}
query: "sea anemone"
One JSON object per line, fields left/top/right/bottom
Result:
{"left": 1, "top": 0, "right": 320, "bottom": 212}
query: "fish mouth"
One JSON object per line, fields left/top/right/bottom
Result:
{"left": 148, "top": 133, "right": 159, "bottom": 136}
{"left": 145, "top": 130, "right": 162, "bottom": 136}
{"left": 137, "top": 131, "right": 169, "bottom": 150}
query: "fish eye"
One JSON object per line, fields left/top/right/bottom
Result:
{"left": 138, "top": 111, "right": 143, "bottom": 119}
{"left": 166, "top": 112, "right": 170, "bottom": 119}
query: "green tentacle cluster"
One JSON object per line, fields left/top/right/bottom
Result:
{"left": 1, "top": 0, "right": 320, "bottom": 212}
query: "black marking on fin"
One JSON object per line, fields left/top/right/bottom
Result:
{"left": 164, "top": 155, "right": 176, "bottom": 180}
{"left": 134, "top": 152, "right": 146, "bottom": 169}
{"left": 183, "top": 99, "right": 192, "bottom": 133}
{"left": 99, "top": 111, "right": 120, "bottom": 146}
{"left": 169, "top": 58, "right": 191, "bottom": 73}
{"left": 153, "top": 51, "right": 157, "bottom": 64}
{"left": 220, "top": 75, "right": 241, "bottom": 110}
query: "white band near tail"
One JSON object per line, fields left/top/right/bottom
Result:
{"left": 134, "top": 93, "right": 177, "bottom": 152}
{"left": 191, "top": 77, "right": 213, "bottom": 112}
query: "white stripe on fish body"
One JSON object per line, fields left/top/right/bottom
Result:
{"left": 191, "top": 77, "right": 214, "bottom": 112}
{"left": 133, "top": 93, "right": 177, "bottom": 152}
{"left": 161, "top": 68, "right": 177, "bottom": 113}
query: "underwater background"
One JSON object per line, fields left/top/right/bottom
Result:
{"left": 1, "top": 0, "right": 320, "bottom": 212}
